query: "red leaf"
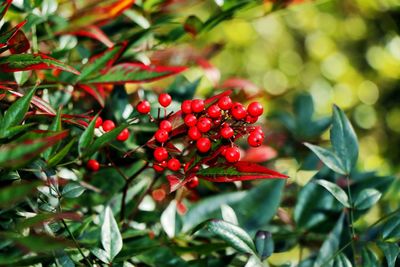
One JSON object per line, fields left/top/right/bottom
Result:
{"left": 68, "top": 25, "right": 114, "bottom": 48}
{"left": 76, "top": 84, "right": 105, "bottom": 107}
{"left": 0, "top": 0, "right": 12, "bottom": 21}
{"left": 8, "top": 30, "right": 30, "bottom": 54}
{"left": 242, "top": 145, "right": 277, "bottom": 163}
{"left": 8, "top": 90, "right": 56, "bottom": 115}
{"left": 0, "top": 20, "right": 27, "bottom": 48}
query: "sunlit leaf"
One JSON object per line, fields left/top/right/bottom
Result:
{"left": 101, "top": 206, "right": 123, "bottom": 261}
{"left": 314, "top": 179, "right": 350, "bottom": 208}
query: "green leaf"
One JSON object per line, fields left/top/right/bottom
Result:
{"left": 378, "top": 242, "right": 399, "bottom": 267}
{"left": 0, "top": 54, "right": 80, "bottom": 74}
{"left": 1, "top": 233, "right": 74, "bottom": 252}
{"left": 0, "top": 87, "right": 37, "bottom": 137}
{"left": 43, "top": 108, "right": 62, "bottom": 160}
{"left": 101, "top": 206, "right": 123, "bottom": 261}
{"left": 195, "top": 219, "right": 256, "bottom": 255}
{"left": 0, "top": 181, "right": 41, "bottom": 208}
{"left": 354, "top": 188, "right": 381, "bottom": 210}
{"left": 333, "top": 253, "right": 352, "bottom": 267}
{"left": 304, "top": 143, "right": 346, "bottom": 175}
{"left": 47, "top": 137, "right": 76, "bottom": 167}
{"left": 382, "top": 214, "right": 400, "bottom": 240}
{"left": 83, "top": 124, "right": 126, "bottom": 157}
{"left": 314, "top": 179, "right": 350, "bottom": 208}
{"left": 91, "top": 247, "right": 110, "bottom": 264}
{"left": 314, "top": 213, "right": 345, "bottom": 267}
{"left": 254, "top": 231, "right": 274, "bottom": 260}
{"left": 361, "top": 247, "right": 379, "bottom": 267}
{"left": 330, "top": 105, "right": 359, "bottom": 174}
{"left": 62, "top": 182, "right": 86, "bottom": 198}
{"left": 78, "top": 114, "right": 97, "bottom": 155}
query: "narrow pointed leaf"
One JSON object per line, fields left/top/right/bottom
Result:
{"left": 194, "top": 219, "right": 256, "bottom": 255}
{"left": 101, "top": 206, "right": 123, "bottom": 261}
{"left": 0, "top": 0, "right": 12, "bottom": 22}
{"left": 79, "top": 114, "right": 98, "bottom": 155}
{"left": 8, "top": 30, "right": 30, "bottom": 54}
{"left": 254, "top": 231, "right": 274, "bottom": 260}
{"left": 69, "top": 25, "right": 114, "bottom": 48}
{"left": 378, "top": 242, "right": 399, "bottom": 267}
{"left": 0, "top": 21, "right": 27, "bottom": 47}
{"left": 83, "top": 63, "right": 186, "bottom": 84}
{"left": 0, "top": 54, "right": 80, "bottom": 75}
{"left": 47, "top": 137, "right": 76, "bottom": 167}
{"left": 314, "top": 179, "right": 350, "bottom": 208}
{"left": 304, "top": 142, "right": 346, "bottom": 175}
{"left": 83, "top": 124, "right": 127, "bottom": 157}
{"left": 43, "top": 109, "right": 62, "bottom": 160}
{"left": 0, "top": 181, "right": 42, "bottom": 208}
{"left": 330, "top": 105, "right": 359, "bottom": 174}
{"left": 76, "top": 84, "right": 105, "bottom": 107}
{"left": 196, "top": 161, "right": 288, "bottom": 182}
{"left": 8, "top": 89, "right": 57, "bottom": 115}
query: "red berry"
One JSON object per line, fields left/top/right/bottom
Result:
{"left": 184, "top": 114, "right": 197, "bottom": 127}
{"left": 247, "top": 102, "right": 263, "bottom": 117}
{"left": 220, "top": 126, "right": 234, "bottom": 139}
{"left": 252, "top": 126, "right": 265, "bottom": 138}
{"left": 213, "top": 119, "right": 222, "bottom": 126}
{"left": 191, "top": 99, "right": 205, "bottom": 113}
{"left": 177, "top": 201, "right": 187, "bottom": 215}
{"left": 158, "top": 93, "right": 172, "bottom": 107}
{"left": 116, "top": 128, "right": 130, "bottom": 141}
{"left": 155, "top": 129, "right": 169, "bottom": 143}
{"left": 245, "top": 115, "right": 258, "bottom": 124}
{"left": 218, "top": 96, "right": 233, "bottom": 110}
{"left": 152, "top": 188, "right": 166, "bottom": 201}
{"left": 87, "top": 159, "right": 100, "bottom": 172}
{"left": 167, "top": 158, "right": 181, "bottom": 171}
{"left": 102, "top": 120, "right": 115, "bottom": 132}
{"left": 136, "top": 100, "right": 151, "bottom": 114}
{"left": 159, "top": 120, "right": 172, "bottom": 132}
{"left": 247, "top": 132, "right": 264, "bottom": 147}
{"left": 154, "top": 147, "right": 168, "bottom": 162}
{"left": 231, "top": 103, "right": 247, "bottom": 120}
{"left": 224, "top": 147, "right": 240, "bottom": 163}
{"left": 94, "top": 117, "right": 103, "bottom": 128}
{"left": 196, "top": 137, "right": 211, "bottom": 153}
{"left": 207, "top": 105, "right": 221, "bottom": 118}
{"left": 188, "top": 126, "right": 201, "bottom": 140}
{"left": 197, "top": 117, "right": 212, "bottom": 133}
{"left": 186, "top": 177, "right": 199, "bottom": 188}
{"left": 153, "top": 164, "right": 165, "bottom": 173}
{"left": 181, "top": 100, "right": 192, "bottom": 114}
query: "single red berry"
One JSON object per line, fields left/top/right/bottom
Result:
{"left": 196, "top": 137, "right": 211, "bottom": 153}
{"left": 224, "top": 147, "right": 240, "bottom": 163}
{"left": 159, "top": 120, "right": 172, "bottom": 132}
{"left": 87, "top": 159, "right": 100, "bottom": 172}
{"left": 220, "top": 126, "right": 234, "bottom": 139}
{"left": 220, "top": 146, "right": 228, "bottom": 156}
{"left": 191, "top": 99, "right": 205, "bottom": 113}
{"left": 247, "top": 132, "right": 264, "bottom": 147}
{"left": 136, "top": 100, "right": 151, "bottom": 114}
{"left": 167, "top": 158, "right": 181, "bottom": 171}
{"left": 116, "top": 128, "right": 130, "bottom": 141}
{"left": 184, "top": 114, "right": 197, "bottom": 127}
{"left": 154, "top": 147, "right": 168, "bottom": 162}
{"left": 152, "top": 188, "right": 166, "bottom": 201}
{"left": 207, "top": 104, "right": 221, "bottom": 118}
{"left": 218, "top": 96, "right": 233, "bottom": 110}
{"left": 153, "top": 163, "right": 165, "bottom": 173}
{"left": 186, "top": 177, "right": 199, "bottom": 188}
{"left": 155, "top": 129, "right": 169, "bottom": 143}
{"left": 213, "top": 119, "right": 222, "bottom": 126}
{"left": 231, "top": 103, "right": 247, "bottom": 120}
{"left": 181, "top": 100, "right": 192, "bottom": 114}
{"left": 102, "top": 120, "right": 115, "bottom": 132}
{"left": 158, "top": 93, "right": 172, "bottom": 107}
{"left": 177, "top": 201, "right": 187, "bottom": 215}
{"left": 94, "top": 117, "right": 103, "bottom": 128}
{"left": 252, "top": 126, "right": 265, "bottom": 138}
{"left": 188, "top": 126, "right": 201, "bottom": 140}
{"left": 245, "top": 115, "right": 258, "bottom": 124}
{"left": 197, "top": 117, "right": 212, "bottom": 133}
{"left": 247, "top": 102, "right": 263, "bottom": 117}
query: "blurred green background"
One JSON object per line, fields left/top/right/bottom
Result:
{"left": 174, "top": 0, "right": 400, "bottom": 176}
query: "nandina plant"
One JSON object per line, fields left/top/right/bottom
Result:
{"left": 0, "top": 1, "right": 398, "bottom": 266}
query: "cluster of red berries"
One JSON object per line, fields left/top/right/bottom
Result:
{"left": 86, "top": 117, "right": 130, "bottom": 172}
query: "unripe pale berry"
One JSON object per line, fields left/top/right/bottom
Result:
{"left": 158, "top": 93, "right": 172, "bottom": 107}
{"left": 155, "top": 129, "right": 169, "bottom": 143}
{"left": 87, "top": 159, "right": 100, "bottom": 171}
{"left": 116, "top": 128, "right": 130, "bottom": 141}
{"left": 196, "top": 137, "right": 211, "bottom": 153}
{"left": 224, "top": 147, "right": 240, "bottom": 163}
{"left": 154, "top": 147, "right": 168, "bottom": 162}
{"left": 247, "top": 102, "right": 263, "bottom": 117}
{"left": 136, "top": 100, "right": 151, "bottom": 114}
{"left": 184, "top": 114, "right": 197, "bottom": 127}
{"left": 102, "top": 120, "right": 115, "bottom": 132}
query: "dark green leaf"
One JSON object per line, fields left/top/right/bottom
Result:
{"left": 382, "top": 214, "right": 400, "bottom": 240}
{"left": 361, "top": 247, "right": 379, "bottom": 267}
{"left": 315, "top": 179, "right": 350, "bottom": 208}
{"left": 47, "top": 137, "right": 76, "bottom": 167}
{"left": 378, "top": 242, "right": 399, "bottom": 267}
{"left": 330, "top": 105, "right": 359, "bottom": 174}
{"left": 62, "top": 182, "right": 86, "bottom": 198}
{"left": 254, "top": 231, "right": 274, "bottom": 260}
{"left": 0, "top": 181, "right": 41, "bottom": 208}
{"left": 101, "top": 206, "right": 122, "bottom": 261}
{"left": 304, "top": 143, "right": 346, "bottom": 175}
{"left": 1, "top": 233, "right": 74, "bottom": 252}
{"left": 43, "top": 108, "right": 62, "bottom": 160}
{"left": 79, "top": 114, "right": 97, "bottom": 155}
{"left": 83, "top": 124, "right": 126, "bottom": 157}
{"left": 333, "top": 253, "right": 352, "bottom": 267}
{"left": 354, "top": 188, "right": 381, "bottom": 210}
